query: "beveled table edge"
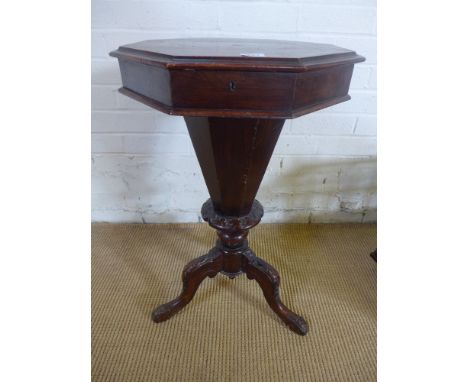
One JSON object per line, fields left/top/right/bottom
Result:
{"left": 110, "top": 48, "right": 365, "bottom": 73}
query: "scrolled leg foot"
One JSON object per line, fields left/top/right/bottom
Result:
{"left": 243, "top": 251, "right": 309, "bottom": 336}
{"left": 152, "top": 248, "right": 222, "bottom": 323}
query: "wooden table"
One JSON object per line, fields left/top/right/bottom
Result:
{"left": 110, "top": 38, "right": 364, "bottom": 335}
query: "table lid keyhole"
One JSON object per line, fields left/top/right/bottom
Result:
{"left": 229, "top": 80, "right": 236, "bottom": 92}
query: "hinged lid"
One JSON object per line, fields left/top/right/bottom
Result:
{"left": 110, "top": 38, "right": 364, "bottom": 72}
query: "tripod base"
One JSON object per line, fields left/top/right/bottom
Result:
{"left": 152, "top": 199, "right": 308, "bottom": 336}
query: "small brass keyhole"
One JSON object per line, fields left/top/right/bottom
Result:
{"left": 229, "top": 80, "right": 236, "bottom": 92}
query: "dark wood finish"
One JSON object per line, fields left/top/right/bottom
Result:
{"left": 153, "top": 117, "right": 308, "bottom": 334}
{"left": 185, "top": 117, "right": 284, "bottom": 216}
{"left": 118, "top": 86, "right": 351, "bottom": 119}
{"left": 110, "top": 38, "right": 364, "bottom": 118}
{"left": 152, "top": 199, "right": 308, "bottom": 335}
{"left": 110, "top": 38, "right": 365, "bottom": 336}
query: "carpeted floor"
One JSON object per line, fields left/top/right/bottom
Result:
{"left": 92, "top": 223, "right": 377, "bottom": 382}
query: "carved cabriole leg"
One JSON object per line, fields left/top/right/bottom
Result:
{"left": 151, "top": 248, "right": 223, "bottom": 323}
{"left": 243, "top": 250, "right": 309, "bottom": 336}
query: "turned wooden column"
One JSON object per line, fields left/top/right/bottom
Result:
{"left": 110, "top": 38, "right": 365, "bottom": 335}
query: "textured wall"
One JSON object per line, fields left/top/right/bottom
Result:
{"left": 92, "top": 0, "right": 377, "bottom": 223}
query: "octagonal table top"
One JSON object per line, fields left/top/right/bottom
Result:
{"left": 110, "top": 38, "right": 364, "bottom": 72}
{"left": 110, "top": 38, "right": 365, "bottom": 118}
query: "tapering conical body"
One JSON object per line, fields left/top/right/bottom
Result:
{"left": 185, "top": 117, "right": 284, "bottom": 216}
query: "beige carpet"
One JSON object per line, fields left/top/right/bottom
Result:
{"left": 92, "top": 223, "right": 376, "bottom": 382}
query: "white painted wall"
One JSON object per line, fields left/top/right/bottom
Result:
{"left": 91, "top": 0, "right": 377, "bottom": 223}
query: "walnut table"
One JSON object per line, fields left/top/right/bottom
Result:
{"left": 110, "top": 38, "right": 364, "bottom": 335}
